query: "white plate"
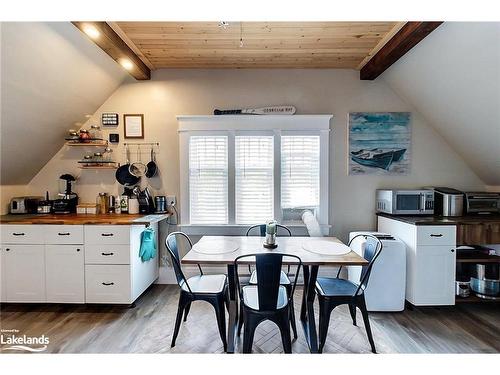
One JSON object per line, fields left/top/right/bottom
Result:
{"left": 192, "top": 238, "right": 239, "bottom": 254}
{"left": 302, "top": 240, "right": 351, "bottom": 255}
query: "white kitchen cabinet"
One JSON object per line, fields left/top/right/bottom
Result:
{"left": 0, "top": 220, "right": 161, "bottom": 305}
{"left": 378, "top": 216, "right": 456, "bottom": 306}
{"left": 1, "top": 245, "right": 46, "bottom": 302}
{"left": 45, "top": 245, "right": 85, "bottom": 303}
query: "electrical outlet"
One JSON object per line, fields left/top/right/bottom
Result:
{"left": 166, "top": 195, "right": 176, "bottom": 206}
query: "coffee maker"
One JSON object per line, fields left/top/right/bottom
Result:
{"left": 52, "top": 174, "right": 79, "bottom": 214}
{"left": 137, "top": 187, "right": 155, "bottom": 214}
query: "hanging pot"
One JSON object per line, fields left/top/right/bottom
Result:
{"left": 146, "top": 147, "right": 158, "bottom": 178}
{"left": 115, "top": 145, "right": 140, "bottom": 187}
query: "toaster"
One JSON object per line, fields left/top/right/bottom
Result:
{"left": 9, "top": 196, "right": 43, "bottom": 214}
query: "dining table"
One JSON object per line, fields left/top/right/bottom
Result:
{"left": 181, "top": 235, "right": 368, "bottom": 353}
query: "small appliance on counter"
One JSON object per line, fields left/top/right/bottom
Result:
{"left": 37, "top": 191, "right": 52, "bottom": 214}
{"left": 52, "top": 174, "right": 78, "bottom": 214}
{"left": 9, "top": 196, "right": 43, "bottom": 214}
{"left": 431, "top": 187, "right": 464, "bottom": 217}
{"left": 136, "top": 187, "right": 155, "bottom": 214}
{"left": 465, "top": 192, "right": 500, "bottom": 215}
{"left": 376, "top": 189, "right": 434, "bottom": 215}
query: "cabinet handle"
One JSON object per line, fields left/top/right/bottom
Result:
{"left": 58, "top": 232, "right": 71, "bottom": 236}
{"left": 12, "top": 232, "right": 25, "bottom": 236}
{"left": 430, "top": 234, "right": 443, "bottom": 237}
{"left": 101, "top": 252, "right": 114, "bottom": 256}
{"left": 5, "top": 248, "right": 10, "bottom": 251}
{"left": 77, "top": 248, "right": 81, "bottom": 252}
{"left": 101, "top": 233, "right": 114, "bottom": 237}
{"left": 451, "top": 249, "right": 455, "bottom": 252}
{"left": 102, "top": 282, "right": 115, "bottom": 286}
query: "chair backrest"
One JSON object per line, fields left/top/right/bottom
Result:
{"left": 165, "top": 231, "right": 193, "bottom": 292}
{"left": 348, "top": 234, "right": 383, "bottom": 295}
{"left": 245, "top": 224, "right": 292, "bottom": 237}
{"left": 234, "top": 253, "right": 301, "bottom": 311}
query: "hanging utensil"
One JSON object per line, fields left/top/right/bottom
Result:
{"left": 115, "top": 144, "right": 140, "bottom": 186}
{"left": 145, "top": 146, "right": 158, "bottom": 178}
{"left": 129, "top": 145, "right": 147, "bottom": 177}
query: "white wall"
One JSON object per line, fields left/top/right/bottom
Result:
{"left": 0, "top": 22, "right": 128, "bottom": 185}
{"left": 26, "top": 69, "right": 485, "bottom": 237}
{"left": 382, "top": 22, "right": 500, "bottom": 185}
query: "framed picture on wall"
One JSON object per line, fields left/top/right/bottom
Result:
{"left": 348, "top": 112, "right": 411, "bottom": 175}
{"left": 124, "top": 114, "right": 144, "bottom": 138}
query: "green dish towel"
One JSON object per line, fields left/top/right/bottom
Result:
{"left": 139, "top": 227, "right": 157, "bottom": 262}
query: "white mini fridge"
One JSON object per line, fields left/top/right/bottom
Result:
{"left": 348, "top": 231, "right": 406, "bottom": 312}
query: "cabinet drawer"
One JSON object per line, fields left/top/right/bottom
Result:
{"left": 417, "top": 226, "right": 456, "bottom": 246}
{"left": 85, "top": 265, "right": 131, "bottom": 304}
{"left": 1, "top": 225, "right": 45, "bottom": 244}
{"left": 85, "top": 245, "right": 131, "bottom": 265}
{"left": 85, "top": 225, "right": 130, "bottom": 245}
{"left": 44, "top": 225, "right": 84, "bottom": 244}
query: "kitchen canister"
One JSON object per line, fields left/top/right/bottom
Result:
{"left": 120, "top": 195, "right": 129, "bottom": 213}
{"left": 455, "top": 280, "right": 470, "bottom": 298}
{"left": 128, "top": 197, "right": 139, "bottom": 214}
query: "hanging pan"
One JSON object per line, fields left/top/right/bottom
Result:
{"left": 145, "top": 146, "right": 158, "bottom": 178}
{"left": 129, "top": 145, "right": 147, "bottom": 178}
{"left": 115, "top": 144, "right": 140, "bottom": 186}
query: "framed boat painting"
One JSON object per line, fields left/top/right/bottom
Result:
{"left": 348, "top": 112, "right": 411, "bottom": 175}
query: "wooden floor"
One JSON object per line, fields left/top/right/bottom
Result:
{"left": 1, "top": 285, "right": 499, "bottom": 354}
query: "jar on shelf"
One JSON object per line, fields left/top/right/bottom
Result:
{"left": 83, "top": 154, "right": 93, "bottom": 167}
{"left": 89, "top": 125, "right": 102, "bottom": 140}
{"left": 93, "top": 152, "right": 103, "bottom": 167}
{"left": 96, "top": 192, "right": 109, "bottom": 215}
{"left": 79, "top": 129, "right": 91, "bottom": 143}
{"left": 104, "top": 147, "right": 113, "bottom": 162}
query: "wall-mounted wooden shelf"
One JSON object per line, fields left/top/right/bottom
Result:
{"left": 79, "top": 165, "right": 118, "bottom": 170}
{"left": 66, "top": 140, "right": 108, "bottom": 147}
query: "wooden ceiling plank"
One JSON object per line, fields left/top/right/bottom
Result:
{"left": 360, "top": 21, "right": 443, "bottom": 80}
{"left": 72, "top": 21, "right": 151, "bottom": 80}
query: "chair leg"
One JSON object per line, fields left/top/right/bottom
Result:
{"left": 358, "top": 297, "right": 376, "bottom": 353}
{"left": 213, "top": 296, "right": 228, "bottom": 352}
{"left": 348, "top": 303, "right": 357, "bottom": 326}
{"left": 183, "top": 301, "right": 191, "bottom": 322}
{"left": 287, "top": 285, "right": 298, "bottom": 339}
{"left": 242, "top": 313, "right": 258, "bottom": 354}
{"left": 237, "top": 303, "right": 244, "bottom": 337}
{"left": 318, "top": 300, "right": 333, "bottom": 354}
{"left": 277, "top": 312, "right": 292, "bottom": 353}
{"left": 171, "top": 294, "right": 188, "bottom": 347}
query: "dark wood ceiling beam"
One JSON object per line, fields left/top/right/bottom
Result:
{"left": 72, "top": 21, "right": 151, "bottom": 80}
{"left": 360, "top": 21, "right": 443, "bottom": 80}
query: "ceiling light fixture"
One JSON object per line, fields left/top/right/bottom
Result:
{"left": 119, "top": 58, "right": 134, "bottom": 71}
{"left": 82, "top": 24, "right": 100, "bottom": 39}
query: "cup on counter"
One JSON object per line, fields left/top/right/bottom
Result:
{"left": 128, "top": 197, "right": 139, "bottom": 214}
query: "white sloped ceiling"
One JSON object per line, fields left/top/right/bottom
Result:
{"left": 1, "top": 22, "right": 128, "bottom": 184}
{"left": 382, "top": 22, "right": 500, "bottom": 185}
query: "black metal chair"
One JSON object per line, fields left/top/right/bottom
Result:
{"left": 244, "top": 224, "right": 298, "bottom": 338}
{"left": 315, "top": 234, "right": 383, "bottom": 353}
{"left": 165, "top": 231, "right": 228, "bottom": 351}
{"left": 235, "top": 253, "right": 302, "bottom": 353}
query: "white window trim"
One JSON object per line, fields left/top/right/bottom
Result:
{"left": 178, "top": 115, "right": 332, "bottom": 235}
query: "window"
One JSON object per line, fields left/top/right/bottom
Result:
{"left": 281, "top": 136, "right": 320, "bottom": 221}
{"left": 178, "top": 115, "right": 330, "bottom": 231}
{"left": 235, "top": 136, "right": 274, "bottom": 224}
{"left": 189, "top": 136, "right": 228, "bottom": 224}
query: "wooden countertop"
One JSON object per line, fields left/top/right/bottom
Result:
{"left": 0, "top": 213, "right": 170, "bottom": 225}
{"left": 377, "top": 212, "right": 500, "bottom": 226}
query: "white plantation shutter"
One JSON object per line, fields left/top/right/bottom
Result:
{"left": 235, "top": 136, "right": 274, "bottom": 224}
{"left": 189, "top": 136, "right": 228, "bottom": 224}
{"left": 281, "top": 136, "right": 320, "bottom": 210}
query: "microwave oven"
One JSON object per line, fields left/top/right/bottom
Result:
{"left": 376, "top": 189, "right": 434, "bottom": 215}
